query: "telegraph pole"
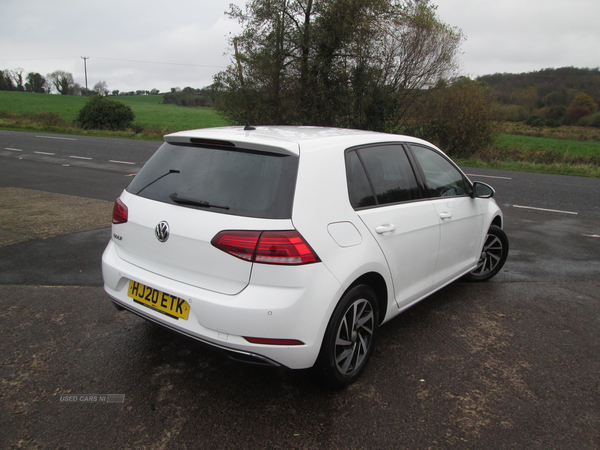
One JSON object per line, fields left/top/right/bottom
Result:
{"left": 81, "top": 56, "right": 89, "bottom": 95}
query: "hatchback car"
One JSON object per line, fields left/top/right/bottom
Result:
{"left": 102, "top": 125, "right": 508, "bottom": 388}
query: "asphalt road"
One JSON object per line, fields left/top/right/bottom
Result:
{"left": 1, "top": 130, "right": 599, "bottom": 449}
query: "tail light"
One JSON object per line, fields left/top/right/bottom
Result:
{"left": 211, "top": 230, "right": 320, "bottom": 265}
{"left": 112, "top": 197, "right": 128, "bottom": 224}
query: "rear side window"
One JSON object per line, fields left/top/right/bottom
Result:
{"left": 346, "top": 144, "right": 421, "bottom": 209}
{"left": 127, "top": 143, "right": 298, "bottom": 219}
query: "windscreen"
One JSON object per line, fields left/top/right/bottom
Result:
{"left": 127, "top": 143, "right": 298, "bottom": 219}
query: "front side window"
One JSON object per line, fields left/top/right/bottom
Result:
{"left": 410, "top": 145, "right": 471, "bottom": 198}
{"left": 346, "top": 144, "right": 420, "bottom": 209}
{"left": 127, "top": 143, "right": 298, "bottom": 219}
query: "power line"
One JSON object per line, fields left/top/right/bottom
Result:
{"left": 1, "top": 56, "right": 227, "bottom": 69}
{"left": 0, "top": 57, "right": 78, "bottom": 61}
{"left": 89, "top": 56, "right": 226, "bottom": 68}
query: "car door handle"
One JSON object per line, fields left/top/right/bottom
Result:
{"left": 375, "top": 224, "right": 396, "bottom": 234}
{"left": 439, "top": 212, "right": 452, "bottom": 220}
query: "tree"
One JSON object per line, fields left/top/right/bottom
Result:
{"left": 213, "top": 0, "right": 463, "bottom": 130}
{"left": 8, "top": 68, "right": 25, "bottom": 91}
{"left": 568, "top": 92, "right": 598, "bottom": 114}
{"left": 406, "top": 78, "right": 497, "bottom": 158}
{"left": 25, "top": 72, "right": 47, "bottom": 93}
{"left": 70, "top": 82, "right": 83, "bottom": 96}
{"left": 47, "top": 70, "right": 75, "bottom": 95}
{"left": 93, "top": 81, "right": 109, "bottom": 96}
{"left": 0, "top": 70, "right": 14, "bottom": 90}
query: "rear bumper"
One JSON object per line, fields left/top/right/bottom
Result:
{"left": 102, "top": 240, "right": 342, "bottom": 369}
{"left": 109, "top": 296, "right": 283, "bottom": 366}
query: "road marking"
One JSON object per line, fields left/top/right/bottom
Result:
{"left": 466, "top": 173, "right": 512, "bottom": 180}
{"left": 69, "top": 155, "right": 93, "bottom": 160}
{"left": 109, "top": 160, "right": 135, "bottom": 165}
{"left": 34, "top": 151, "right": 55, "bottom": 155}
{"left": 582, "top": 234, "right": 600, "bottom": 238}
{"left": 513, "top": 205, "right": 578, "bottom": 215}
{"left": 36, "top": 135, "right": 77, "bottom": 141}
{"left": 5, "top": 147, "right": 23, "bottom": 151}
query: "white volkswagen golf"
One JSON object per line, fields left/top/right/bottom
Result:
{"left": 102, "top": 125, "right": 508, "bottom": 388}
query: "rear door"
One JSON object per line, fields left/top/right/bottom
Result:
{"left": 346, "top": 144, "right": 440, "bottom": 308}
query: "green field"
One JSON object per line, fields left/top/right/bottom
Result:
{"left": 496, "top": 134, "right": 600, "bottom": 158}
{"left": 0, "top": 91, "right": 86, "bottom": 121}
{"left": 0, "top": 91, "right": 230, "bottom": 131}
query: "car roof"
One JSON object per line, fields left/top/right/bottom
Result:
{"left": 165, "top": 126, "right": 438, "bottom": 157}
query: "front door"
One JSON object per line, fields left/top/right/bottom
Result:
{"left": 409, "top": 145, "right": 484, "bottom": 286}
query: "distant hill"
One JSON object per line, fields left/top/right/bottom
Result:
{"left": 477, "top": 67, "right": 600, "bottom": 114}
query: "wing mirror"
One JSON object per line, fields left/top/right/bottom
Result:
{"left": 472, "top": 181, "right": 495, "bottom": 199}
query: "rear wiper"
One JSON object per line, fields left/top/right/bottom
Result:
{"left": 169, "top": 193, "right": 230, "bottom": 210}
{"left": 135, "top": 169, "right": 180, "bottom": 195}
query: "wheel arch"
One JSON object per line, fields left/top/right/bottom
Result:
{"left": 346, "top": 272, "right": 388, "bottom": 325}
{"left": 491, "top": 214, "right": 503, "bottom": 229}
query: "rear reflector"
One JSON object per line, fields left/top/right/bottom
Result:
{"left": 243, "top": 337, "right": 304, "bottom": 346}
{"left": 112, "top": 197, "right": 128, "bottom": 224}
{"left": 211, "top": 230, "right": 320, "bottom": 265}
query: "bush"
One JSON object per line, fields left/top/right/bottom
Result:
{"left": 545, "top": 119, "right": 562, "bottom": 128}
{"left": 548, "top": 105, "right": 567, "bottom": 120}
{"left": 578, "top": 113, "right": 600, "bottom": 128}
{"left": 76, "top": 96, "right": 135, "bottom": 130}
{"left": 525, "top": 115, "right": 545, "bottom": 127}
{"left": 563, "top": 106, "right": 591, "bottom": 125}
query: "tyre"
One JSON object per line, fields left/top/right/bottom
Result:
{"left": 464, "top": 225, "right": 509, "bottom": 282}
{"left": 316, "top": 285, "right": 379, "bottom": 389}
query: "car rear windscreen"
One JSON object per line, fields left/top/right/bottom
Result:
{"left": 127, "top": 143, "right": 298, "bottom": 219}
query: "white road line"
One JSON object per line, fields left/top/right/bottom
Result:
{"left": 109, "top": 160, "right": 135, "bottom": 165}
{"left": 36, "top": 135, "right": 77, "bottom": 141}
{"left": 582, "top": 234, "right": 600, "bottom": 238}
{"left": 34, "top": 151, "right": 55, "bottom": 155}
{"left": 5, "top": 147, "right": 23, "bottom": 151}
{"left": 69, "top": 155, "right": 93, "bottom": 160}
{"left": 513, "top": 205, "right": 578, "bottom": 215}
{"left": 466, "top": 173, "right": 512, "bottom": 180}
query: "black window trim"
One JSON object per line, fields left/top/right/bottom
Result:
{"left": 345, "top": 142, "right": 427, "bottom": 211}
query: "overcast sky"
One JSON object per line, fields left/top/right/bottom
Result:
{"left": 1, "top": 0, "right": 599, "bottom": 94}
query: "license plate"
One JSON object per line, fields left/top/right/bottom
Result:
{"left": 127, "top": 280, "right": 190, "bottom": 320}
